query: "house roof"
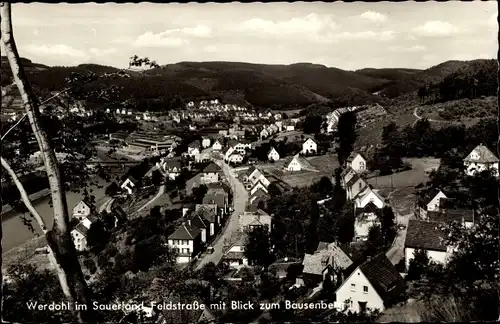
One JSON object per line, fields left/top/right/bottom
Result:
{"left": 354, "top": 202, "right": 380, "bottom": 216}
{"left": 302, "top": 253, "right": 329, "bottom": 276}
{"left": 356, "top": 186, "right": 385, "bottom": 203}
{"left": 206, "top": 182, "right": 231, "bottom": 194}
{"left": 345, "top": 173, "right": 363, "bottom": 188}
{"left": 189, "top": 213, "right": 209, "bottom": 229}
{"left": 405, "top": 219, "right": 447, "bottom": 252}
{"left": 358, "top": 253, "right": 405, "bottom": 302}
{"left": 417, "top": 188, "right": 444, "bottom": 207}
{"left": 303, "top": 137, "right": 316, "bottom": 145}
{"left": 227, "top": 139, "right": 238, "bottom": 148}
{"left": 195, "top": 206, "right": 217, "bottom": 223}
{"left": 251, "top": 188, "right": 268, "bottom": 199}
{"left": 223, "top": 251, "right": 246, "bottom": 260}
{"left": 168, "top": 223, "right": 201, "bottom": 240}
{"left": 74, "top": 223, "right": 89, "bottom": 236}
{"left": 202, "top": 193, "right": 226, "bottom": 209}
{"left": 188, "top": 140, "right": 201, "bottom": 148}
{"left": 268, "top": 147, "right": 279, "bottom": 155}
{"left": 341, "top": 166, "right": 356, "bottom": 178}
{"left": 427, "top": 208, "right": 474, "bottom": 224}
{"left": 202, "top": 162, "right": 222, "bottom": 173}
{"left": 346, "top": 152, "right": 365, "bottom": 162}
{"left": 284, "top": 154, "right": 316, "bottom": 171}
{"left": 163, "top": 160, "right": 182, "bottom": 170}
{"left": 463, "top": 144, "right": 499, "bottom": 163}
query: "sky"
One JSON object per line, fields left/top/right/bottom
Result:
{"left": 7, "top": 2, "right": 498, "bottom": 71}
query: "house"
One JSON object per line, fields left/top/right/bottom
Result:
{"left": 302, "top": 138, "right": 318, "bottom": 155}
{"left": 341, "top": 166, "right": 358, "bottom": 188}
{"left": 426, "top": 207, "right": 476, "bottom": 228}
{"left": 404, "top": 219, "right": 451, "bottom": 271}
{"left": 187, "top": 141, "right": 201, "bottom": 157}
{"left": 195, "top": 152, "right": 211, "bottom": 163}
{"left": 226, "top": 152, "right": 244, "bottom": 164}
{"left": 121, "top": 176, "right": 139, "bottom": 195}
{"left": 283, "top": 120, "right": 295, "bottom": 131}
{"left": 212, "top": 139, "right": 223, "bottom": 151}
{"left": 463, "top": 144, "right": 499, "bottom": 176}
{"left": 168, "top": 222, "right": 202, "bottom": 264}
{"left": 353, "top": 202, "right": 381, "bottom": 242}
{"left": 233, "top": 142, "right": 252, "bottom": 155}
{"left": 202, "top": 192, "right": 228, "bottom": 216}
{"left": 72, "top": 201, "right": 92, "bottom": 221}
{"left": 201, "top": 137, "right": 211, "bottom": 149}
{"left": 283, "top": 154, "right": 316, "bottom": 172}
{"left": 158, "top": 159, "right": 182, "bottom": 180}
{"left": 201, "top": 162, "right": 222, "bottom": 184}
{"left": 223, "top": 146, "right": 236, "bottom": 161}
{"left": 334, "top": 253, "right": 405, "bottom": 313}
{"left": 249, "top": 188, "right": 268, "bottom": 206}
{"left": 345, "top": 174, "right": 369, "bottom": 200}
{"left": 267, "top": 147, "right": 280, "bottom": 161}
{"left": 187, "top": 214, "right": 209, "bottom": 243}
{"left": 354, "top": 186, "right": 385, "bottom": 209}
{"left": 416, "top": 189, "right": 447, "bottom": 219}
{"left": 245, "top": 166, "right": 269, "bottom": 186}
{"left": 346, "top": 153, "right": 367, "bottom": 172}
{"left": 302, "top": 242, "right": 355, "bottom": 288}
{"left": 70, "top": 215, "right": 98, "bottom": 251}
{"left": 195, "top": 204, "right": 219, "bottom": 235}
{"left": 238, "top": 209, "right": 272, "bottom": 232}
{"left": 250, "top": 180, "right": 268, "bottom": 196}
{"left": 222, "top": 233, "right": 249, "bottom": 269}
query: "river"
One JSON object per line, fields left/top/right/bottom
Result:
{"left": 2, "top": 177, "right": 108, "bottom": 253}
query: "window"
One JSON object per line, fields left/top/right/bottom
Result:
{"left": 363, "top": 286, "right": 368, "bottom": 294}
{"left": 350, "top": 283, "right": 356, "bottom": 292}
{"left": 360, "top": 161, "right": 365, "bottom": 170}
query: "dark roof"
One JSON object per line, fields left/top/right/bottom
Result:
{"left": 202, "top": 162, "right": 222, "bottom": 173}
{"left": 438, "top": 198, "right": 457, "bottom": 209}
{"left": 206, "top": 182, "right": 231, "bottom": 194}
{"left": 358, "top": 253, "right": 405, "bottom": 302}
{"left": 188, "top": 140, "right": 201, "bottom": 148}
{"left": 195, "top": 206, "right": 217, "bottom": 223}
{"left": 341, "top": 166, "right": 356, "bottom": 178}
{"left": 345, "top": 173, "right": 363, "bottom": 188}
{"left": 74, "top": 223, "right": 89, "bottom": 236}
{"left": 316, "top": 241, "right": 329, "bottom": 251}
{"left": 164, "top": 160, "right": 182, "bottom": 170}
{"left": 354, "top": 202, "right": 380, "bottom": 216}
{"left": 202, "top": 193, "right": 226, "bottom": 209}
{"left": 405, "top": 219, "right": 447, "bottom": 252}
{"left": 168, "top": 223, "right": 201, "bottom": 240}
{"left": 428, "top": 209, "right": 475, "bottom": 224}
{"left": 227, "top": 139, "right": 238, "bottom": 148}
{"left": 245, "top": 166, "right": 257, "bottom": 177}
{"left": 189, "top": 213, "right": 209, "bottom": 229}
{"left": 223, "top": 251, "right": 246, "bottom": 260}
{"left": 252, "top": 188, "right": 268, "bottom": 199}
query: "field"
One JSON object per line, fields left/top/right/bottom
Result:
{"left": 2, "top": 235, "right": 53, "bottom": 271}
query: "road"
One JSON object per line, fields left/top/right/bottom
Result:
{"left": 413, "top": 107, "right": 459, "bottom": 126}
{"left": 195, "top": 159, "right": 249, "bottom": 270}
{"left": 133, "top": 184, "right": 166, "bottom": 215}
{"left": 386, "top": 213, "right": 412, "bottom": 265}
{"left": 98, "top": 197, "right": 115, "bottom": 213}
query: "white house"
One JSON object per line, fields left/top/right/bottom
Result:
{"left": 416, "top": 189, "right": 447, "bottom": 219}
{"left": 168, "top": 222, "right": 202, "bottom": 264}
{"left": 334, "top": 254, "right": 404, "bottom": 313}
{"left": 121, "top": 177, "right": 139, "bottom": 195}
{"left": 72, "top": 201, "right": 91, "bottom": 221}
{"left": 463, "top": 144, "right": 499, "bottom": 176}
{"left": 260, "top": 128, "right": 269, "bottom": 140}
{"left": 187, "top": 214, "right": 209, "bottom": 243}
{"left": 158, "top": 159, "right": 182, "bottom": 180}
{"left": 346, "top": 153, "right": 367, "bottom": 173}
{"left": 226, "top": 152, "right": 244, "bottom": 164}
{"left": 222, "top": 234, "right": 249, "bottom": 269}
{"left": 345, "top": 174, "right": 369, "bottom": 201}
{"left": 201, "top": 137, "right": 211, "bottom": 149}
{"left": 250, "top": 180, "right": 268, "bottom": 196}
{"left": 267, "top": 147, "right": 280, "bottom": 161}
{"left": 70, "top": 215, "right": 97, "bottom": 251}
{"left": 404, "top": 219, "right": 453, "bottom": 271}
{"left": 212, "top": 139, "right": 223, "bottom": 151}
{"left": 238, "top": 209, "right": 272, "bottom": 232}
{"left": 246, "top": 167, "right": 271, "bottom": 187}
{"left": 302, "top": 138, "right": 318, "bottom": 155}
{"left": 354, "top": 187, "right": 385, "bottom": 209}
{"left": 283, "top": 154, "right": 316, "bottom": 172}
{"left": 201, "top": 162, "right": 221, "bottom": 184}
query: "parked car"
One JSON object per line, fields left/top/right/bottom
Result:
{"left": 207, "top": 247, "right": 215, "bottom": 254}
{"left": 398, "top": 224, "right": 406, "bottom": 230}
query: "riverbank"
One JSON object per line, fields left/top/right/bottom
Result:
{"left": 2, "top": 235, "right": 53, "bottom": 271}
{"left": 1, "top": 188, "right": 51, "bottom": 217}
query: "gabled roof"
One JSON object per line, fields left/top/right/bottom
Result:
{"left": 358, "top": 253, "right": 405, "bottom": 302}
{"left": 464, "top": 144, "right": 499, "bottom": 163}
{"left": 189, "top": 213, "right": 209, "bottom": 230}
{"left": 202, "top": 193, "right": 226, "bottom": 209}
{"left": 188, "top": 140, "right": 201, "bottom": 148}
{"left": 417, "top": 188, "right": 445, "bottom": 207}
{"left": 251, "top": 188, "right": 268, "bottom": 199}
{"left": 202, "top": 162, "right": 222, "bottom": 173}
{"left": 303, "top": 137, "right": 316, "bottom": 145}
{"left": 268, "top": 147, "right": 279, "bottom": 155}
{"left": 345, "top": 173, "right": 365, "bottom": 188}
{"left": 354, "top": 201, "right": 380, "bottom": 216}
{"left": 341, "top": 166, "right": 356, "bottom": 178}
{"left": 284, "top": 154, "right": 316, "bottom": 171}
{"left": 163, "top": 159, "right": 182, "bottom": 170}
{"left": 245, "top": 166, "right": 257, "bottom": 177}
{"left": 195, "top": 206, "right": 217, "bottom": 223}
{"left": 356, "top": 186, "right": 385, "bottom": 203}
{"left": 73, "top": 223, "right": 89, "bottom": 236}
{"left": 427, "top": 208, "right": 474, "bottom": 224}
{"left": 405, "top": 219, "right": 447, "bottom": 251}
{"left": 346, "top": 152, "right": 366, "bottom": 162}
{"left": 302, "top": 253, "right": 329, "bottom": 275}
{"left": 226, "top": 139, "right": 238, "bottom": 148}
{"left": 206, "top": 182, "right": 231, "bottom": 194}
{"left": 168, "top": 223, "right": 201, "bottom": 240}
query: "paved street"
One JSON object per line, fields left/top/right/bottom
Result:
{"left": 386, "top": 213, "right": 412, "bottom": 265}
{"left": 195, "top": 159, "right": 248, "bottom": 270}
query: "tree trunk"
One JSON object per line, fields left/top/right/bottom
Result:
{"left": 1, "top": 3, "right": 93, "bottom": 322}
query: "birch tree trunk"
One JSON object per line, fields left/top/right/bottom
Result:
{"left": 1, "top": 3, "right": 93, "bottom": 322}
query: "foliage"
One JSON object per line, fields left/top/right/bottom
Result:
{"left": 192, "top": 184, "right": 208, "bottom": 203}
{"left": 105, "top": 181, "right": 120, "bottom": 197}
{"left": 245, "top": 225, "right": 274, "bottom": 267}
{"left": 302, "top": 115, "right": 323, "bottom": 134}
{"left": 336, "top": 111, "right": 357, "bottom": 166}
{"left": 407, "top": 249, "right": 430, "bottom": 281}
{"left": 311, "top": 176, "right": 333, "bottom": 197}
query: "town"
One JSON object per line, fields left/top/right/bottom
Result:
{"left": 0, "top": 2, "right": 498, "bottom": 324}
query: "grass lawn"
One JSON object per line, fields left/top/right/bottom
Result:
{"left": 366, "top": 157, "right": 440, "bottom": 190}
{"left": 2, "top": 236, "right": 53, "bottom": 271}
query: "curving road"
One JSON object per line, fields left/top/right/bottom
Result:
{"left": 195, "top": 159, "right": 248, "bottom": 270}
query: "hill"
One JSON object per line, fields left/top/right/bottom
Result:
{"left": 1, "top": 57, "right": 496, "bottom": 112}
